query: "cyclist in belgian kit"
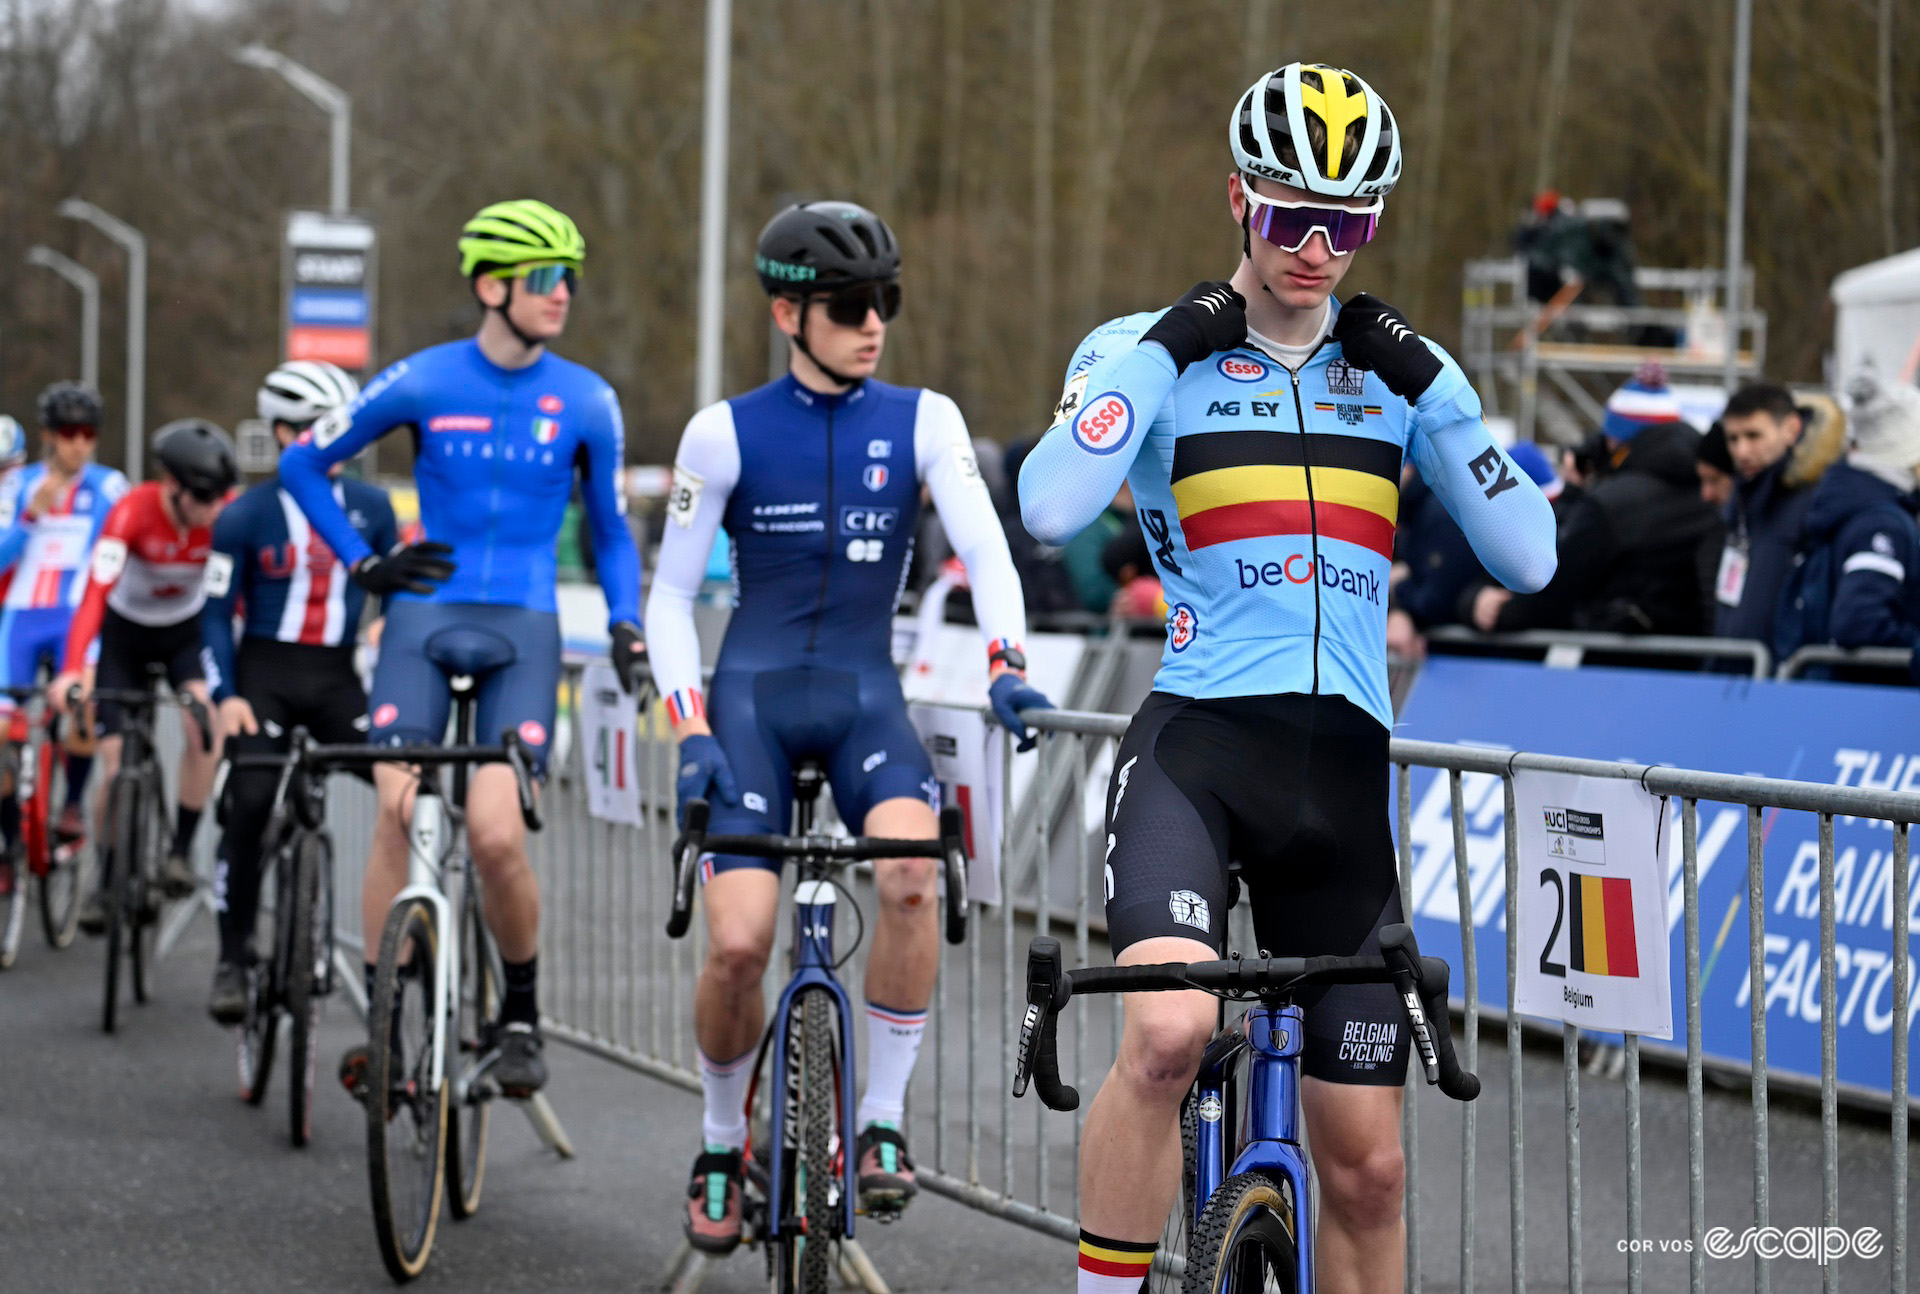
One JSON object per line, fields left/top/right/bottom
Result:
{"left": 1019, "top": 64, "right": 1557, "bottom": 1292}
{"left": 201, "top": 360, "right": 396, "bottom": 1024}
{"left": 56, "top": 420, "right": 239, "bottom": 930}
{"left": 279, "top": 199, "right": 646, "bottom": 1099}
{"left": 647, "top": 201, "right": 1052, "bottom": 1253}
{"left": 0, "top": 384, "right": 125, "bottom": 873}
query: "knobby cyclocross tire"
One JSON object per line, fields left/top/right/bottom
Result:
{"left": 0, "top": 845, "right": 24, "bottom": 971}
{"left": 1182, "top": 1170, "right": 1300, "bottom": 1294}
{"left": 445, "top": 879, "right": 495, "bottom": 1220}
{"left": 100, "top": 776, "right": 138, "bottom": 1033}
{"left": 238, "top": 839, "right": 287, "bottom": 1106}
{"left": 128, "top": 771, "right": 166, "bottom": 1008}
{"left": 35, "top": 741, "right": 82, "bottom": 949}
{"left": 1149, "top": 1091, "right": 1202, "bottom": 1293}
{"left": 776, "top": 988, "right": 839, "bottom": 1294}
{"left": 367, "top": 897, "right": 447, "bottom": 1283}
{"left": 286, "top": 830, "right": 325, "bottom": 1147}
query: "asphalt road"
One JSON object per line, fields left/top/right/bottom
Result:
{"left": 1, "top": 896, "right": 1913, "bottom": 1293}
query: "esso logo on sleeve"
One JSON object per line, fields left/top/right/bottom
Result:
{"left": 1071, "top": 392, "right": 1135, "bottom": 456}
{"left": 1217, "top": 354, "right": 1268, "bottom": 383}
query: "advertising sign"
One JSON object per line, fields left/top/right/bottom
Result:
{"left": 1396, "top": 657, "right": 1918, "bottom": 1100}
{"left": 577, "top": 662, "right": 642, "bottom": 827}
{"left": 283, "top": 210, "right": 377, "bottom": 370}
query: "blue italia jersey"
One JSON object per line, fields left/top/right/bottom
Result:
{"left": 1018, "top": 298, "right": 1557, "bottom": 726}
{"left": 278, "top": 338, "right": 641, "bottom": 627}
{"left": 199, "top": 475, "right": 398, "bottom": 701}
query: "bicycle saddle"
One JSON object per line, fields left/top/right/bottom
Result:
{"left": 422, "top": 625, "right": 518, "bottom": 677}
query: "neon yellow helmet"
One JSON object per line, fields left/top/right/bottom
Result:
{"left": 457, "top": 199, "right": 585, "bottom": 278}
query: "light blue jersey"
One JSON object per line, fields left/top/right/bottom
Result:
{"left": 1018, "top": 299, "right": 1556, "bottom": 726}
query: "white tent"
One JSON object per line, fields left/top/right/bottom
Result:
{"left": 1830, "top": 247, "right": 1920, "bottom": 385}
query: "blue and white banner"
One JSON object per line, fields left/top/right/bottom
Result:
{"left": 1395, "top": 658, "right": 1919, "bottom": 1100}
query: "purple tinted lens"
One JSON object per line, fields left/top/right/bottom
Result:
{"left": 1251, "top": 203, "right": 1378, "bottom": 253}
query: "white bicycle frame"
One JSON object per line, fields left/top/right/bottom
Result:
{"left": 395, "top": 774, "right": 459, "bottom": 1095}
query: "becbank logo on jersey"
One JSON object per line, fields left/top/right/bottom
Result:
{"left": 1217, "top": 354, "right": 1269, "bottom": 383}
{"left": 838, "top": 506, "right": 899, "bottom": 535}
{"left": 1072, "top": 391, "right": 1135, "bottom": 456}
{"left": 1237, "top": 554, "right": 1382, "bottom": 604}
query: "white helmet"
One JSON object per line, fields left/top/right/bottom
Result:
{"left": 1231, "top": 63, "right": 1402, "bottom": 199}
{"left": 0, "top": 416, "right": 24, "bottom": 468}
{"left": 257, "top": 360, "right": 360, "bottom": 425}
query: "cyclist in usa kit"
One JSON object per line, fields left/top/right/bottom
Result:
{"left": 201, "top": 360, "right": 396, "bottom": 1024}
{"left": 279, "top": 199, "right": 645, "bottom": 1099}
{"left": 0, "top": 387, "right": 125, "bottom": 895}
{"left": 648, "top": 201, "right": 1052, "bottom": 1253}
{"left": 1019, "top": 64, "right": 1557, "bottom": 1292}
{"left": 56, "top": 419, "right": 238, "bottom": 931}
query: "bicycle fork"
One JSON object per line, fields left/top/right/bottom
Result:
{"left": 395, "top": 784, "right": 456, "bottom": 1096}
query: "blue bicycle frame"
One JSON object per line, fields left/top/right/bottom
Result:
{"left": 1189, "top": 1003, "right": 1314, "bottom": 1290}
{"left": 763, "top": 875, "right": 861, "bottom": 1245}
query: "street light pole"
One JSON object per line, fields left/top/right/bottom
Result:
{"left": 1721, "top": 0, "right": 1753, "bottom": 393}
{"left": 693, "top": 0, "right": 732, "bottom": 410}
{"left": 232, "top": 43, "right": 351, "bottom": 213}
{"left": 25, "top": 246, "right": 101, "bottom": 390}
{"left": 58, "top": 200, "right": 145, "bottom": 480}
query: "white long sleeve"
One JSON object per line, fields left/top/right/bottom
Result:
{"left": 915, "top": 390, "right": 1029, "bottom": 653}
{"left": 644, "top": 401, "right": 739, "bottom": 710}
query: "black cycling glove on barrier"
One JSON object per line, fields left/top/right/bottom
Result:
{"left": 1331, "top": 293, "right": 1444, "bottom": 402}
{"left": 1142, "top": 281, "right": 1248, "bottom": 376}
{"left": 350, "top": 540, "right": 456, "bottom": 597}
{"left": 609, "top": 620, "right": 647, "bottom": 694}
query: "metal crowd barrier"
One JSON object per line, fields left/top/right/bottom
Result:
{"left": 1777, "top": 644, "right": 1915, "bottom": 682}
{"left": 315, "top": 678, "right": 1914, "bottom": 1293}
{"left": 1423, "top": 626, "right": 1774, "bottom": 679}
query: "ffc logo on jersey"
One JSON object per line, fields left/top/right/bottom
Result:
{"left": 1216, "top": 354, "right": 1269, "bottom": 383}
{"left": 1167, "top": 601, "right": 1199, "bottom": 652}
{"left": 532, "top": 416, "right": 561, "bottom": 444}
{"left": 863, "top": 464, "right": 889, "bottom": 492}
{"left": 1169, "top": 430, "right": 1401, "bottom": 559}
{"left": 1072, "top": 392, "right": 1135, "bottom": 456}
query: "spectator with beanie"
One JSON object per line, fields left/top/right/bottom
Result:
{"left": 1794, "top": 372, "right": 1920, "bottom": 663}
{"left": 1529, "top": 363, "right": 1718, "bottom": 633}
{"left": 1711, "top": 384, "right": 1847, "bottom": 641}
{"left": 1697, "top": 422, "right": 1735, "bottom": 509}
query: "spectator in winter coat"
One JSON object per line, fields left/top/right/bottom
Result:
{"left": 1796, "top": 372, "right": 1920, "bottom": 661}
{"left": 1711, "top": 385, "right": 1847, "bottom": 641}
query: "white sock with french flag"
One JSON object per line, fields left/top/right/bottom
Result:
{"left": 855, "top": 1000, "right": 928, "bottom": 1128}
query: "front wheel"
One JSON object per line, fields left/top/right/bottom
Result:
{"left": 774, "top": 989, "right": 841, "bottom": 1294}
{"left": 445, "top": 878, "right": 496, "bottom": 1219}
{"left": 285, "top": 831, "right": 325, "bottom": 1146}
{"left": 35, "top": 741, "right": 83, "bottom": 949}
{"left": 1182, "top": 1170, "right": 1300, "bottom": 1294}
{"left": 0, "top": 843, "right": 24, "bottom": 970}
{"left": 100, "top": 777, "right": 138, "bottom": 1033}
{"left": 367, "top": 897, "right": 447, "bottom": 1283}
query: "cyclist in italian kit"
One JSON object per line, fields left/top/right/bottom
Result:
{"left": 278, "top": 199, "right": 646, "bottom": 1100}
{"left": 1018, "top": 64, "right": 1558, "bottom": 1292}
{"left": 54, "top": 419, "right": 238, "bottom": 934}
{"left": 647, "top": 201, "right": 1053, "bottom": 1254}
{"left": 201, "top": 360, "right": 396, "bottom": 1025}
{"left": 0, "top": 385, "right": 126, "bottom": 889}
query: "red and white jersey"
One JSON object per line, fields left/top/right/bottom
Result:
{"left": 64, "top": 482, "right": 216, "bottom": 670}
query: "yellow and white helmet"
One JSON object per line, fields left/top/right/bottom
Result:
{"left": 1230, "top": 62, "right": 1402, "bottom": 200}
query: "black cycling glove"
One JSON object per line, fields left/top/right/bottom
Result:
{"left": 609, "top": 620, "right": 648, "bottom": 695}
{"left": 350, "top": 540, "right": 456, "bottom": 597}
{"left": 1331, "top": 293, "right": 1444, "bottom": 401}
{"left": 1142, "top": 281, "right": 1248, "bottom": 375}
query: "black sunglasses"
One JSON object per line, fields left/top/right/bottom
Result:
{"left": 811, "top": 281, "right": 902, "bottom": 327}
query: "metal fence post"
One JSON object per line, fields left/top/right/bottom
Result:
{"left": 1682, "top": 798, "right": 1705, "bottom": 1294}
{"left": 1448, "top": 771, "right": 1477, "bottom": 1294}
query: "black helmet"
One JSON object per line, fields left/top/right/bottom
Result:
{"left": 754, "top": 201, "right": 900, "bottom": 296}
{"left": 153, "top": 419, "right": 239, "bottom": 501}
{"left": 37, "top": 380, "right": 103, "bottom": 430}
